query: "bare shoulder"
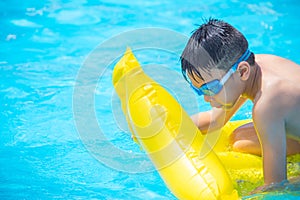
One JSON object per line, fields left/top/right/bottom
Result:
{"left": 256, "top": 54, "right": 300, "bottom": 68}
{"left": 252, "top": 64, "right": 300, "bottom": 130}
{"left": 254, "top": 54, "right": 300, "bottom": 140}
{"left": 255, "top": 54, "right": 300, "bottom": 87}
{"left": 252, "top": 90, "right": 283, "bottom": 124}
{"left": 253, "top": 77, "right": 297, "bottom": 122}
{"left": 256, "top": 54, "right": 295, "bottom": 62}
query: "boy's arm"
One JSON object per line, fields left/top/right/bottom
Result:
{"left": 253, "top": 107, "right": 287, "bottom": 185}
{"left": 191, "top": 96, "right": 247, "bottom": 134}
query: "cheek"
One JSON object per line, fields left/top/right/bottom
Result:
{"left": 217, "top": 85, "right": 240, "bottom": 104}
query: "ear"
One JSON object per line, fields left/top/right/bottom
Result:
{"left": 237, "top": 61, "right": 251, "bottom": 81}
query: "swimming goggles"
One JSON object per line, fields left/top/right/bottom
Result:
{"left": 188, "top": 49, "right": 252, "bottom": 96}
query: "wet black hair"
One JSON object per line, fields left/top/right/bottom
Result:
{"left": 181, "top": 18, "right": 254, "bottom": 82}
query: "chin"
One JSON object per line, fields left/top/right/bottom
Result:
{"left": 222, "top": 105, "right": 233, "bottom": 111}
{"left": 220, "top": 97, "right": 240, "bottom": 110}
{"left": 220, "top": 103, "right": 235, "bottom": 110}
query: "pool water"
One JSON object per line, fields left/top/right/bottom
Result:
{"left": 1, "top": 0, "right": 300, "bottom": 199}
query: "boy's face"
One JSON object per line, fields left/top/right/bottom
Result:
{"left": 188, "top": 68, "right": 243, "bottom": 110}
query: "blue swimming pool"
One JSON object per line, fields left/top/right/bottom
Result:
{"left": 1, "top": 0, "right": 300, "bottom": 199}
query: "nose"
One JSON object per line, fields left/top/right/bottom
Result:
{"left": 204, "top": 95, "right": 213, "bottom": 102}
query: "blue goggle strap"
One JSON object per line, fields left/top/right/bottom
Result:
{"left": 219, "top": 49, "right": 252, "bottom": 85}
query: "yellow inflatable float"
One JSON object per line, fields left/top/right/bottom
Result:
{"left": 112, "top": 48, "right": 300, "bottom": 199}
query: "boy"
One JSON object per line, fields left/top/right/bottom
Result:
{"left": 180, "top": 18, "right": 300, "bottom": 189}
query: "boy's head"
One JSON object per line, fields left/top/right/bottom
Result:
{"left": 181, "top": 18, "right": 255, "bottom": 85}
